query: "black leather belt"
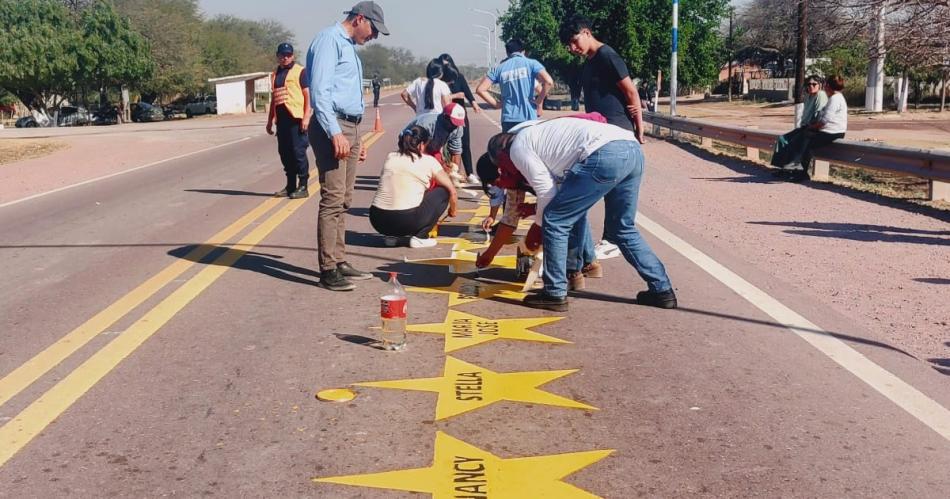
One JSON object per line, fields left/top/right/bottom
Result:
{"left": 336, "top": 112, "right": 362, "bottom": 124}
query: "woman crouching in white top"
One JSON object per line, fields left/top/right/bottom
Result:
{"left": 370, "top": 125, "right": 458, "bottom": 248}
{"left": 796, "top": 74, "right": 848, "bottom": 181}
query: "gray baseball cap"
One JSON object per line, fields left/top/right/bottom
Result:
{"left": 345, "top": 1, "right": 390, "bottom": 35}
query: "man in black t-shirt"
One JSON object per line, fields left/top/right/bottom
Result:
{"left": 559, "top": 16, "right": 645, "bottom": 143}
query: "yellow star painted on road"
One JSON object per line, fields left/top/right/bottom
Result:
{"left": 407, "top": 277, "right": 526, "bottom": 307}
{"left": 408, "top": 309, "right": 567, "bottom": 353}
{"left": 404, "top": 251, "right": 516, "bottom": 274}
{"left": 354, "top": 356, "right": 596, "bottom": 420}
{"left": 456, "top": 205, "right": 492, "bottom": 217}
{"left": 313, "top": 431, "right": 613, "bottom": 498}
{"left": 434, "top": 237, "right": 490, "bottom": 253}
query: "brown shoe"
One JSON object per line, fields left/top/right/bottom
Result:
{"left": 582, "top": 261, "right": 603, "bottom": 278}
{"left": 568, "top": 271, "right": 586, "bottom": 291}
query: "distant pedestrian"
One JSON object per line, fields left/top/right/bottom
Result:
{"left": 306, "top": 0, "right": 389, "bottom": 291}
{"left": 401, "top": 59, "right": 455, "bottom": 117}
{"left": 559, "top": 16, "right": 645, "bottom": 142}
{"left": 370, "top": 125, "right": 458, "bottom": 248}
{"left": 438, "top": 53, "right": 482, "bottom": 184}
{"left": 475, "top": 39, "right": 554, "bottom": 132}
{"left": 372, "top": 73, "right": 382, "bottom": 107}
{"left": 266, "top": 42, "right": 312, "bottom": 199}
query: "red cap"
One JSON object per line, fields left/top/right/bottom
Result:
{"left": 443, "top": 102, "right": 466, "bottom": 127}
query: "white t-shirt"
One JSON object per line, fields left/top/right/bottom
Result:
{"left": 819, "top": 92, "right": 848, "bottom": 134}
{"left": 372, "top": 152, "right": 443, "bottom": 211}
{"left": 509, "top": 118, "right": 638, "bottom": 223}
{"left": 406, "top": 77, "right": 451, "bottom": 116}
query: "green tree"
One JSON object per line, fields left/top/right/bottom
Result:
{"left": 0, "top": 0, "right": 80, "bottom": 111}
{"left": 199, "top": 15, "right": 295, "bottom": 86}
{"left": 114, "top": 0, "right": 205, "bottom": 99}
{"left": 76, "top": 1, "right": 152, "bottom": 105}
{"left": 500, "top": 0, "right": 728, "bottom": 92}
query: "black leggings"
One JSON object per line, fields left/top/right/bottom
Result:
{"left": 802, "top": 131, "right": 845, "bottom": 174}
{"left": 460, "top": 113, "right": 473, "bottom": 175}
{"left": 370, "top": 188, "right": 449, "bottom": 238}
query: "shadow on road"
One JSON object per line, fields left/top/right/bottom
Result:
{"left": 185, "top": 189, "right": 274, "bottom": 197}
{"left": 747, "top": 221, "right": 950, "bottom": 246}
{"left": 568, "top": 289, "right": 917, "bottom": 359}
{"left": 168, "top": 245, "right": 320, "bottom": 286}
{"left": 913, "top": 278, "right": 950, "bottom": 285}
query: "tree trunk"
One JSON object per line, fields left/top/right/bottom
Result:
{"left": 941, "top": 74, "right": 947, "bottom": 112}
{"left": 864, "top": 1, "right": 885, "bottom": 112}
{"left": 897, "top": 74, "right": 909, "bottom": 113}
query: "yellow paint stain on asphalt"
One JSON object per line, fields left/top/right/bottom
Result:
{"left": 0, "top": 200, "right": 307, "bottom": 467}
{"left": 0, "top": 197, "right": 282, "bottom": 408}
{"left": 354, "top": 356, "right": 595, "bottom": 420}
{"left": 434, "top": 237, "right": 489, "bottom": 253}
{"left": 313, "top": 431, "right": 613, "bottom": 498}
{"left": 407, "top": 309, "right": 567, "bottom": 353}
{"left": 407, "top": 277, "right": 525, "bottom": 307}
{"left": 405, "top": 251, "right": 516, "bottom": 275}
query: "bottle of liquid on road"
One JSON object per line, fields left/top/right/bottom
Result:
{"left": 380, "top": 272, "right": 407, "bottom": 351}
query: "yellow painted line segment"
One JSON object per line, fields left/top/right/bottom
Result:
{"left": 0, "top": 200, "right": 306, "bottom": 467}
{"left": 0, "top": 197, "right": 282, "bottom": 408}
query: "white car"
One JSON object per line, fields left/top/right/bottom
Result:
{"left": 185, "top": 96, "right": 217, "bottom": 117}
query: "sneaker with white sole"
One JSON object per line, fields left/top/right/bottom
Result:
{"left": 409, "top": 236, "right": 438, "bottom": 248}
{"left": 594, "top": 240, "right": 620, "bottom": 260}
{"left": 467, "top": 173, "right": 480, "bottom": 185}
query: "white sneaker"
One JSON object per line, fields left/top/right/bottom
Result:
{"left": 467, "top": 173, "right": 480, "bottom": 185}
{"left": 383, "top": 236, "right": 399, "bottom": 247}
{"left": 409, "top": 236, "right": 438, "bottom": 248}
{"left": 594, "top": 240, "right": 620, "bottom": 260}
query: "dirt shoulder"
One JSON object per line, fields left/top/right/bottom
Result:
{"left": 0, "top": 139, "right": 67, "bottom": 166}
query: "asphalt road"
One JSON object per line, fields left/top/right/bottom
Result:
{"left": 0, "top": 94, "right": 948, "bottom": 498}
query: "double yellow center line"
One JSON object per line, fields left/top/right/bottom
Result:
{"left": 0, "top": 130, "right": 386, "bottom": 467}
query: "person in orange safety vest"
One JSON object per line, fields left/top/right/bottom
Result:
{"left": 267, "top": 42, "right": 313, "bottom": 198}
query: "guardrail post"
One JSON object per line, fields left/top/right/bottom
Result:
{"left": 746, "top": 147, "right": 759, "bottom": 161}
{"left": 929, "top": 180, "right": 950, "bottom": 202}
{"left": 811, "top": 160, "right": 831, "bottom": 182}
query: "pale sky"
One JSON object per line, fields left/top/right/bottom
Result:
{"left": 197, "top": 0, "right": 510, "bottom": 66}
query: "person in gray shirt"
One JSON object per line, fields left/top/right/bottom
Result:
{"left": 402, "top": 102, "right": 466, "bottom": 171}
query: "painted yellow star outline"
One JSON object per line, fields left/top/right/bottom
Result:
{"left": 404, "top": 250, "right": 517, "bottom": 274}
{"left": 354, "top": 356, "right": 596, "bottom": 420}
{"left": 408, "top": 309, "right": 567, "bottom": 353}
{"left": 313, "top": 431, "right": 614, "bottom": 498}
{"left": 407, "top": 277, "right": 526, "bottom": 307}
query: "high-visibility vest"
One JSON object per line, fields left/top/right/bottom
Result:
{"left": 271, "top": 64, "right": 305, "bottom": 119}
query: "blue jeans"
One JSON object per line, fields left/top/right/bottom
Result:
{"left": 565, "top": 218, "right": 595, "bottom": 273}
{"left": 541, "top": 140, "right": 672, "bottom": 297}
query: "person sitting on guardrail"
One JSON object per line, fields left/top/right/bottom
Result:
{"left": 794, "top": 75, "right": 848, "bottom": 181}
{"left": 771, "top": 75, "right": 828, "bottom": 174}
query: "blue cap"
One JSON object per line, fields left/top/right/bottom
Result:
{"left": 276, "top": 43, "right": 294, "bottom": 55}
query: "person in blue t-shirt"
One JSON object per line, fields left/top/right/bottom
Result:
{"left": 476, "top": 39, "right": 554, "bottom": 132}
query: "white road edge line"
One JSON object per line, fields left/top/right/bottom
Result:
{"left": 483, "top": 114, "right": 950, "bottom": 440}
{"left": 0, "top": 136, "right": 255, "bottom": 209}
{"left": 637, "top": 214, "right": 950, "bottom": 441}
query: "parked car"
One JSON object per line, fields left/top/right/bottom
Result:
{"left": 131, "top": 102, "right": 166, "bottom": 122}
{"left": 15, "top": 115, "right": 40, "bottom": 128}
{"left": 92, "top": 106, "right": 119, "bottom": 126}
{"left": 185, "top": 95, "right": 216, "bottom": 117}
{"left": 57, "top": 106, "right": 91, "bottom": 127}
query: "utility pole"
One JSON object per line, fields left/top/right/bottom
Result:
{"left": 727, "top": 7, "right": 734, "bottom": 102}
{"left": 671, "top": 0, "right": 679, "bottom": 116}
{"left": 794, "top": 0, "right": 808, "bottom": 126}
{"left": 865, "top": 1, "right": 885, "bottom": 112}
{"left": 472, "top": 9, "right": 498, "bottom": 67}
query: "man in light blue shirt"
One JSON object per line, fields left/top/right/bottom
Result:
{"left": 476, "top": 39, "right": 554, "bottom": 132}
{"left": 305, "top": 1, "right": 389, "bottom": 291}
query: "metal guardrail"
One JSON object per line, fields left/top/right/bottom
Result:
{"left": 643, "top": 111, "right": 950, "bottom": 201}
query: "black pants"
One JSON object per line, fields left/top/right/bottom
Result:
{"left": 369, "top": 188, "right": 449, "bottom": 238}
{"left": 373, "top": 88, "right": 380, "bottom": 107}
{"left": 460, "top": 113, "right": 473, "bottom": 175}
{"left": 276, "top": 112, "right": 310, "bottom": 187}
{"left": 802, "top": 131, "right": 845, "bottom": 176}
